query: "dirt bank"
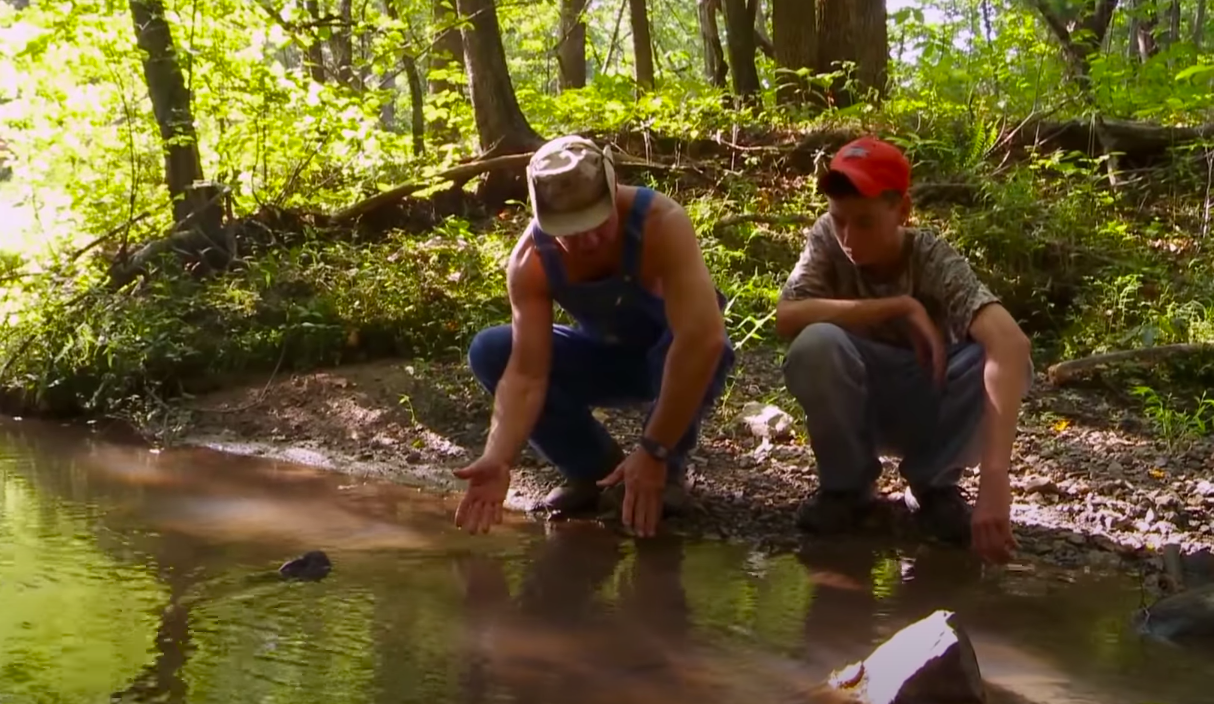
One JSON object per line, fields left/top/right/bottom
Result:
{"left": 174, "top": 345, "right": 1214, "bottom": 590}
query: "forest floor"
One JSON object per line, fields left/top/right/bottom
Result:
{"left": 174, "top": 342, "right": 1214, "bottom": 592}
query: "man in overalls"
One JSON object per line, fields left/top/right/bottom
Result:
{"left": 454, "top": 135, "right": 736, "bottom": 538}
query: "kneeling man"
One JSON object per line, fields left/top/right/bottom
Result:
{"left": 775, "top": 136, "right": 1032, "bottom": 564}
{"left": 455, "top": 135, "right": 736, "bottom": 538}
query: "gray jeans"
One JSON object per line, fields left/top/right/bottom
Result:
{"left": 781, "top": 322, "right": 1031, "bottom": 493}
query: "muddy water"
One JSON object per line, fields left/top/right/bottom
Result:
{"left": 0, "top": 418, "right": 1209, "bottom": 704}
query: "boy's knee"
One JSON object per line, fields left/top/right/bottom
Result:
{"left": 467, "top": 324, "right": 513, "bottom": 388}
{"left": 782, "top": 323, "right": 858, "bottom": 391}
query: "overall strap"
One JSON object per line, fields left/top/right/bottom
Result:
{"left": 621, "top": 187, "right": 655, "bottom": 279}
{"left": 528, "top": 222, "right": 567, "bottom": 289}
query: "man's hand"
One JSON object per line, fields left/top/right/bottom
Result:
{"left": 453, "top": 456, "right": 511, "bottom": 535}
{"left": 598, "top": 447, "right": 667, "bottom": 537}
{"left": 972, "top": 470, "right": 1017, "bottom": 564}
{"left": 903, "top": 297, "right": 946, "bottom": 387}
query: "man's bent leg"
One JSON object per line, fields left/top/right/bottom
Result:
{"left": 640, "top": 329, "right": 738, "bottom": 514}
{"left": 467, "top": 324, "right": 650, "bottom": 512}
{"left": 781, "top": 323, "right": 884, "bottom": 533}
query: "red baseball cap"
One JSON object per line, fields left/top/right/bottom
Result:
{"left": 821, "top": 136, "right": 911, "bottom": 197}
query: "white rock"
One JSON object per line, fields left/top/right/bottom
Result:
{"left": 738, "top": 401, "right": 794, "bottom": 440}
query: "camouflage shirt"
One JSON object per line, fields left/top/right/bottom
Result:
{"left": 779, "top": 215, "right": 1000, "bottom": 348}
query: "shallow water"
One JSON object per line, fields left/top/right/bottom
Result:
{"left": 0, "top": 417, "right": 1209, "bottom": 704}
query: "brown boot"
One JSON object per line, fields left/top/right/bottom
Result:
{"left": 540, "top": 444, "right": 626, "bottom": 515}
{"left": 539, "top": 479, "right": 604, "bottom": 514}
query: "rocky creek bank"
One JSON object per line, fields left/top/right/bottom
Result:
{"left": 171, "top": 346, "right": 1214, "bottom": 597}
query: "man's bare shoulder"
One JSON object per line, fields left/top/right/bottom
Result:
{"left": 505, "top": 227, "right": 550, "bottom": 300}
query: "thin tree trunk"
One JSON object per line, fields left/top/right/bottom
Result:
{"left": 558, "top": 0, "right": 588, "bottom": 90}
{"left": 697, "top": 0, "right": 728, "bottom": 87}
{"left": 403, "top": 54, "right": 426, "bottom": 156}
{"left": 304, "top": 0, "right": 326, "bottom": 82}
{"left": 1196, "top": 0, "right": 1207, "bottom": 48}
{"left": 753, "top": 0, "right": 774, "bottom": 59}
{"left": 1168, "top": 0, "right": 1181, "bottom": 46}
{"left": 429, "top": 0, "right": 465, "bottom": 96}
{"left": 628, "top": 0, "right": 655, "bottom": 93}
{"left": 330, "top": 0, "right": 358, "bottom": 88}
{"left": 1027, "top": 0, "right": 1118, "bottom": 92}
{"left": 129, "top": 0, "right": 207, "bottom": 226}
{"left": 721, "top": 0, "right": 760, "bottom": 105}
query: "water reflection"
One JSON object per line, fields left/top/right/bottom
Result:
{"left": 0, "top": 417, "right": 1211, "bottom": 704}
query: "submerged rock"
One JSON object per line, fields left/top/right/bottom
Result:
{"left": 1132, "top": 583, "right": 1214, "bottom": 645}
{"left": 279, "top": 550, "right": 333, "bottom": 581}
{"left": 826, "top": 609, "right": 986, "bottom": 704}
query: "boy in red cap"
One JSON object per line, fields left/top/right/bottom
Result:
{"left": 774, "top": 136, "right": 1033, "bottom": 565}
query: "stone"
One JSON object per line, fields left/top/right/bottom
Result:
{"left": 279, "top": 550, "right": 333, "bottom": 581}
{"left": 826, "top": 609, "right": 986, "bottom": 704}
{"left": 1132, "top": 583, "right": 1214, "bottom": 645}
{"left": 738, "top": 402, "right": 794, "bottom": 440}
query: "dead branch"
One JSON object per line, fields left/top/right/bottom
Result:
{"left": 1046, "top": 343, "right": 1214, "bottom": 386}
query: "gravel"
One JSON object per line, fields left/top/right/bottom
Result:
{"left": 171, "top": 346, "right": 1214, "bottom": 593}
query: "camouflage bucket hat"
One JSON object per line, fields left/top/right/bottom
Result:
{"left": 526, "top": 135, "right": 617, "bottom": 237}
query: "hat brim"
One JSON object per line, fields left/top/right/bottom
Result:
{"left": 528, "top": 155, "right": 618, "bottom": 238}
{"left": 821, "top": 165, "right": 886, "bottom": 198}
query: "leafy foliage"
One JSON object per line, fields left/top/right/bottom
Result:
{"left": 0, "top": 0, "right": 1213, "bottom": 423}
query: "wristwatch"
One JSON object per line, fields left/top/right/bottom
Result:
{"left": 639, "top": 436, "right": 670, "bottom": 462}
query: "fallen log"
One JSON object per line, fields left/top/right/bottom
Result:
{"left": 1046, "top": 343, "right": 1214, "bottom": 386}
{"left": 1016, "top": 118, "right": 1214, "bottom": 163}
{"left": 331, "top": 149, "right": 691, "bottom": 225}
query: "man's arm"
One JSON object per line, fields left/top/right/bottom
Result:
{"left": 642, "top": 204, "right": 727, "bottom": 450}
{"left": 481, "top": 239, "right": 554, "bottom": 465}
{"left": 774, "top": 217, "right": 911, "bottom": 339}
{"left": 968, "top": 302, "right": 1032, "bottom": 485}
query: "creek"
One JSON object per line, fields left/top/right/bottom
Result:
{"left": 0, "top": 417, "right": 1209, "bottom": 703}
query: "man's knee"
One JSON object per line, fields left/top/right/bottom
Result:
{"left": 467, "top": 324, "right": 513, "bottom": 389}
{"left": 781, "top": 323, "right": 861, "bottom": 394}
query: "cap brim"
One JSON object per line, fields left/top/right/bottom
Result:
{"left": 822, "top": 165, "right": 885, "bottom": 198}
{"left": 534, "top": 194, "right": 615, "bottom": 237}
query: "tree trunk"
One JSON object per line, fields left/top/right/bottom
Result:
{"left": 753, "top": 0, "right": 775, "bottom": 59}
{"left": 771, "top": 0, "right": 815, "bottom": 105}
{"left": 1167, "top": 0, "right": 1181, "bottom": 46}
{"left": 304, "top": 0, "right": 327, "bottom": 82}
{"left": 628, "top": 0, "right": 656, "bottom": 93}
{"left": 403, "top": 53, "right": 426, "bottom": 156}
{"left": 721, "top": 0, "right": 760, "bottom": 105}
{"left": 330, "top": 0, "right": 358, "bottom": 88}
{"left": 1127, "top": 0, "right": 1159, "bottom": 61}
{"left": 697, "top": 0, "right": 728, "bottom": 87}
{"left": 383, "top": 0, "right": 425, "bottom": 156}
{"left": 1196, "top": 0, "right": 1207, "bottom": 48}
{"left": 456, "top": 0, "right": 543, "bottom": 203}
{"left": 816, "top": 0, "right": 888, "bottom": 109}
{"left": 558, "top": 0, "right": 588, "bottom": 90}
{"left": 1027, "top": 0, "right": 1119, "bottom": 91}
{"left": 129, "top": 0, "right": 206, "bottom": 226}
{"left": 430, "top": 0, "right": 465, "bottom": 96}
